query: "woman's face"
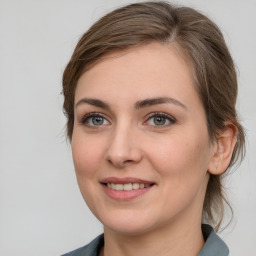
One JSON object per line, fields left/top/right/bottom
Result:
{"left": 72, "top": 42, "right": 216, "bottom": 235}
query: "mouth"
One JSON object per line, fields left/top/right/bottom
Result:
{"left": 105, "top": 182, "right": 152, "bottom": 190}
{"left": 100, "top": 177, "right": 155, "bottom": 200}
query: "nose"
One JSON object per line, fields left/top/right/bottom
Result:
{"left": 105, "top": 124, "right": 142, "bottom": 168}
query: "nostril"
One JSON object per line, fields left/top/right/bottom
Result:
{"left": 124, "top": 160, "right": 133, "bottom": 164}
{"left": 107, "top": 159, "right": 132, "bottom": 168}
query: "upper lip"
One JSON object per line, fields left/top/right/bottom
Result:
{"left": 100, "top": 177, "right": 155, "bottom": 185}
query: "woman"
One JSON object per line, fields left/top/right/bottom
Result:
{"left": 61, "top": 1, "right": 245, "bottom": 255}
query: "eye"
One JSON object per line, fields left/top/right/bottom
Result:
{"left": 81, "top": 113, "right": 110, "bottom": 127}
{"left": 145, "top": 112, "right": 176, "bottom": 127}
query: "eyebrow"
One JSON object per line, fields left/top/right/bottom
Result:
{"left": 75, "top": 98, "right": 110, "bottom": 110}
{"left": 75, "top": 97, "right": 187, "bottom": 110}
{"left": 135, "top": 97, "right": 187, "bottom": 110}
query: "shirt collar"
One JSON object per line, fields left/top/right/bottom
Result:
{"left": 65, "top": 224, "right": 229, "bottom": 256}
{"left": 198, "top": 224, "right": 229, "bottom": 256}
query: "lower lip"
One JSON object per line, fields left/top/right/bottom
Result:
{"left": 101, "top": 184, "right": 154, "bottom": 200}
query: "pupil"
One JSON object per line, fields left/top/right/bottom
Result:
{"left": 92, "top": 117, "right": 103, "bottom": 125}
{"left": 154, "top": 116, "right": 165, "bottom": 125}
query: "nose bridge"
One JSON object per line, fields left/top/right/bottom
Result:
{"left": 106, "top": 119, "right": 142, "bottom": 167}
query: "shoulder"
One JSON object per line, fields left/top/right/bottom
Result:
{"left": 61, "top": 234, "right": 104, "bottom": 256}
{"left": 199, "top": 224, "right": 229, "bottom": 256}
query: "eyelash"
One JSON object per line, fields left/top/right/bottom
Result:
{"left": 80, "top": 112, "right": 110, "bottom": 128}
{"left": 145, "top": 112, "right": 176, "bottom": 127}
{"left": 80, "top": 112, "right": 176, "bottom": 128}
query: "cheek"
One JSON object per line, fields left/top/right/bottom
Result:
{"left": 147, "top": 134, "right": 211, "bottom": 213}
{"left": 147, "top": 133, "right": 210, "bottom": 181}
{"left": 71, "top": 134, "right": 105, "bottom": 179}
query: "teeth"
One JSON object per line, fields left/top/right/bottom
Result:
{"left": 107, "top": 183, "right": 152, "bottom": 190}
{"left": 115, "top": 184, "right": 123, "bottom": 191}
{"left": 132, "top": 183, "right": 139, "bottom": 189}
{"left": 139, "top": 184, "right": 144, "bottom": 189}
{"left": 124, "top": 183, "right": 132, "bottom": 191}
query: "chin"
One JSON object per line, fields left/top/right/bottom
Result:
{"left": 97, "top": 209, "right": 163, "bottom": 236}
{"left": 104, "top": 221, "right": 153, "bottom": 236}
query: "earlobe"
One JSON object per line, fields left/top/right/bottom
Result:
{"left": 208, "top": 123, "right": 238, "bottom": 175}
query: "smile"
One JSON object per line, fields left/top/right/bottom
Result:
{"left": 100, "top": 177, "right": 155, "bottom": 200}
{"left": 107, "top": 183, "right": 151, "bottom": 191}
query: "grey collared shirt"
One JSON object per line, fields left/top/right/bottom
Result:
{"left": 61, "top": 224, "right": 229, "bottom": 256}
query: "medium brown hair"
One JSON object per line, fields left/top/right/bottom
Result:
{"left": 62, "top": 1, "right": 245, "bottom": 230}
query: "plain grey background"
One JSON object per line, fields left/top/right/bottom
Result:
{"left": 0, "top": 0, "right": 255, "bottom": 255}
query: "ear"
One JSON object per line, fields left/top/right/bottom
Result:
{"left": 208, "top": 123, "right": 238, "bottom": 175}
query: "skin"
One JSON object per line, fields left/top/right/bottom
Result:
{"left": 71, "top": 42, "right": 236, "bottom": 256}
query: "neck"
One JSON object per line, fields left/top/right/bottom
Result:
{"left": 101, "top": 214, "right": 205, "bottom": 256}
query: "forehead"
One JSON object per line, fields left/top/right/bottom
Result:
{"left": 75, "top": 42, "right": 200, "bottom": 109}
